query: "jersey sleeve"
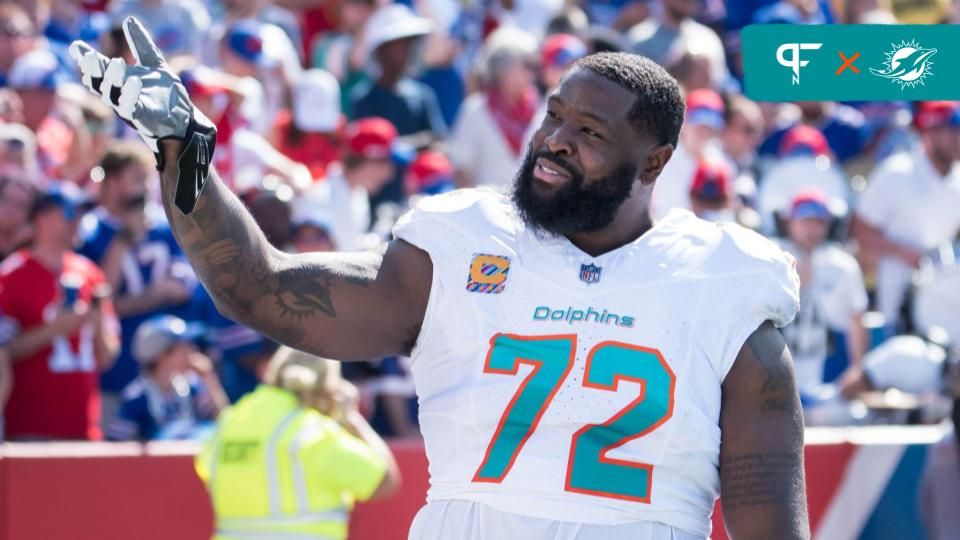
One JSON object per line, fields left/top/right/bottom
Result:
{"left": 698, "top": 224, "right": 801, "bottom": 380}
{"left": 303, "top": 419, "right": 387, "bottom": 504}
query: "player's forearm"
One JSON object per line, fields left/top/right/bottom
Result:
{"left": 157, "top": 149, "right": 280, "bottom": 329}
{"left": 156, "top": 142, "right": 347, "bottom": 355}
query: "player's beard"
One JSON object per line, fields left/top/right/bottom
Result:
{"left": 512, "top": 147, "right": 638, "bottom": 237}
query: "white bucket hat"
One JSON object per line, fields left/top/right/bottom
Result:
{"left": 363, "top": 4, "right": 433, "bottom": 61}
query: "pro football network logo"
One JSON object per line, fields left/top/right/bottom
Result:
{"left": 579, "top": 263, "right": 602, "bottom": 285}
{"left": 870, "top": 39, "right": 937, "bottom": 89}
{"left": 776, "top": 42, "right": 822, "bottom": 85}
{"left": 466, "top": 254, "right": 510, "bottom": 294}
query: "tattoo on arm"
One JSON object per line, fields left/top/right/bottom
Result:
{"left": 747, "top": 328, "right": 796, "bottom": 412}
{"left": 159, "top": 163, "right": 375, "bottom": 351}
{"left": 721, "top": 452, "right": 803, "bottom": 509}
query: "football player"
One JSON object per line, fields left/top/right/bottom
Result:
{"left": 71, "top": 19, "right": 808, "bottom": 539}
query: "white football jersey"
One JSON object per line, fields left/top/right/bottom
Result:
{"left": 393, "top": 188, "right": 800, "bottom": 539}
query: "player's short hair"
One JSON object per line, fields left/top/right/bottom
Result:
{"left": 572, "top": 52, "right": 685, "bottom": 148}
{"left": 98, "top": 141, "right": 154, "bottom": 180}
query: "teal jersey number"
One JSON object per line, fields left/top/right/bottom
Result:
{"left": 473, "top": 334, "right": 676, "bottom": 503}
{"left": 473, "top": 333, "right": 577, "bottom": 482}
{"left": 566, "top": 341, "right": 676, "bottom": 502}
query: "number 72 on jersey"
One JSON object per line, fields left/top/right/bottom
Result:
{"left": 472, "top": 333, "right": 676, "bottom": 503}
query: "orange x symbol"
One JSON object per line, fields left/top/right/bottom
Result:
{"left": 836, "top": 51, "right": 860, "bottom": 75}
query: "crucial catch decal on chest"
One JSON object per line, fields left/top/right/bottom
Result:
{"left": 466, "top": 254, "right": 511, "bottom": 294}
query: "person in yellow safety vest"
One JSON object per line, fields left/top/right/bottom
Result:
{"left": 195, "top": 346, "right": 400, "bottom": 540}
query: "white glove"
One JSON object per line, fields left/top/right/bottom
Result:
{"left": 69, "top": 17, "right": 217, "bottom": 214}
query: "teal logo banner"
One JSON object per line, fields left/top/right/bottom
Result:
{"left": 742, "top": 25, "right": 960, "bottom": 101}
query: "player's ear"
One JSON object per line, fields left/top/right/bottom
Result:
{"left": 638, "top": 144, "right": 673, "bottom": 185}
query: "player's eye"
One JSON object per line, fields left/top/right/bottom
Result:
{"left": 582, "top": 127, "right": 604, "bottom": 140}
{"left": 546, "top": 109, "right": 561, "bottom": 121}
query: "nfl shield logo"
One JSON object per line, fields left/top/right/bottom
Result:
{"left": 579, "top": 263, "right": 602, "bottom": 284}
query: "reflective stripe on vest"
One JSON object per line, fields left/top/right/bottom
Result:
{"left": 289, "top": 421, "right": 323, "bottom": 514}
{"left": 219, "top": 409, "right": 348, "bottom": 535}
{"left": 266, "top": 410, "right": 301, "bottom": 516}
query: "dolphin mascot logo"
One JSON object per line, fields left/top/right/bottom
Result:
{"left": 871, "top": 41, "right": 937, "bottom": 89}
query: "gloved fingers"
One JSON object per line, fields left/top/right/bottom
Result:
{"left": 99, "top": 57, "right": 127, "bottom": 108}
{"left": 117, "top": 75, "right": 142, "bottom": 120}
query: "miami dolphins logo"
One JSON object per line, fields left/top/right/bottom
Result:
{"left": 870, "top": 39, "right": 937, "bottom": 89}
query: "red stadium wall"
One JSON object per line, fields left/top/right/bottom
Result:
{"left": 0, "top": 428, "right": 942, "bottom": 540}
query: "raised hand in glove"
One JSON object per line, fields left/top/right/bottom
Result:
{"left": 69, "top": 17, "right": 216, "bottom": 215}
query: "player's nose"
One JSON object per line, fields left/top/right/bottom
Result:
{"left": 544, "top": 123, "right": 575, "bottom": 157}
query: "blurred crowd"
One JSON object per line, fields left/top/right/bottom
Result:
{"left": 0, "top": 0, "right": 957, "bottom": 451}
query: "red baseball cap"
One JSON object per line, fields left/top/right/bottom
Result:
{"left": 689, "top": 158, "right": 732, "bottom": 201}
{"left": 790, "top": 187, "right": 832, "bottom": 221}
{"left": 779, "top": 124, "right": 829, "bottom": 157}
{"left": 406, "top": 150, "right": 454, "bottom": 195}
{"left": 685, "top": 89, "right": 725, "bottom": 130}
{"left": 542, "top": 34, "right": 588, "bottom": 69}
{"left": 345, "top": 117, "right": 398, "bottom": 160}
{"left": 179, "top": 68, "right": 229, "bottom": 99}
{"left": 913, "top": 101, "right": 960, "bottom": 131}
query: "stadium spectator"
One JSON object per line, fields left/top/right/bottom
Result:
{"left": 627, "top": 0, "right": 729, "bottom": 88}
{"left": 350, "top": 4, "right": 446, "bottom": 206}
{"left": 311, "top": 0, "right": 377, "bottom": 116}
{"left": 106, "top": 315, "right": 226, "bottom": 441}
{"left": 0, "top": 122, "right": 36, "bottom": 174}
{"left": 853, "top": 101, "right": 960, "bottom": 333}
{"left": 688, "top": 156, "right": 735, "bottom": 222}
{"left": 757, "top": 124, "right": 850, "bottom": 234}
{"left": 1, "top": 183, "right": 119, "bottom": 441}
{"left": 295, "top": 117, "right": 399, "bottom": 252}
{"left": 722, "top": 95, "right": 764, "bottom": 179}
{"left": 449, "top": 26, "right": 538, "bottom": 188}
{"left": 778, "top": 189, "right": 868, "bottom": 400}
{"left": 651, "top": 88, "right": 727, "bottom": 219}
{"left": 108, "top": 0, "right": 211, "bottom": 59}
{"left": 758, "top": 101, "right": 867, "bottom": 164}
{"left": 219, "top": 19, "right": 302, "bottom": 135}
{"left": 208, "top": 0, "right": 304, "bottom": 63}
{"left": 195, "top": 346, "right": 399, "bottom": 539}
{"left": 78, "top": 143, "right": 196, "bottom": 422}
{"left": 405, "top": 149, "right": 454, "bottom": 199}
{"left": 0, "top": 175, "right": 36, "bottom": 260}
{"left": 270, "top": 68, "right": 345, "bottom": 180}
{"left": 8, "top": 48, "right": 90, "bottom": 183}
{"left": 0, "top": 4, "right": 38, "bottom": 87}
